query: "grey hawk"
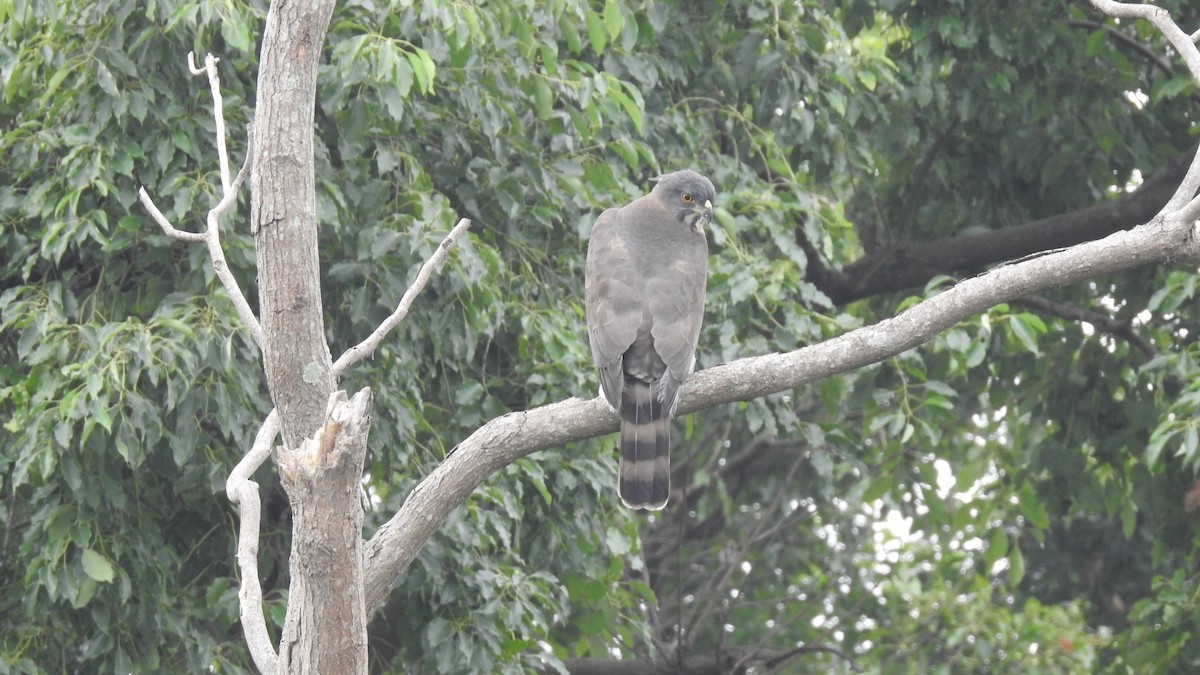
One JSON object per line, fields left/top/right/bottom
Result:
{"left": 584, "top": 170, "right": 714, "bottom": 510}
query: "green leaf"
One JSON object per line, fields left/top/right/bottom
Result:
{"left": 426, "top": 617, "right": 453, "bottom": 645}
{"left": 858, "top": 69, "right": 877, "bottom": 91}
{"left": 603, "top": 0, "right": 623, "bottom": 41}
{"left": 558, "top": 10, "right": 583, "bottom": 54}
{"left": 1008, "top": 543, "right": 1025, "bottom": 585}
{"left": 1008, "top": 313, "right": 1039, "bottom": 355}
{"left": 96, "top": 61, "right": 119, "bottom": 97}
{"left": 1152, "top": 75, "right": 1192, "bottom": 104}
{"left": 826, "top": 89, "right": 846, "bottom": 117}
{"left": 220, "top": 15, "right": 252, "bottom": 53}
{"left": 54, "top": 420, "right": 71, "bottom": 448}
{"left": 533, "top": 78, "right": 553, "bottom": 120}
{"left": 605, "top": 526, "right": 631, "bottom": 555}
{"left": 4, "top": 59, "right": 23, "bottom": 101}
{"left": 1148, "top": 424, "right": 1177, "bottom": 469}
{"left": 985, "top": 528, "right": 1008, "bottom": 568}
{"left": 1120, "top": 501, "right": 1137, "bottom": 539}
{"left": 1181, "top": 424, "right": 1200, "bottom": 464}
{"left": 41, "top": 65, "right": 73, "bottom": 104}
{"left": 585, "top": 9, "right": 607, "bottom": 55}
{"left": 610, "top": 138, "right": 638, "bottom": 170}
{"left": 417, "top": 49, "right": 437, "bottom": 92}
{"left": 862, "top": 476, "right": 893, "bottom": 502}
{"left": 81, "top": 548, "right": 115, "bottom": 583}
{"left": 578, "top": 578, "right": 607, "bottom": 604}
{"left": 1021, "top": 493, "right": 1050, "bottom": 530}
{"left": 606, "top": 80, "right": 643, "bottom": 134}
{"left": 407, "top": 49, "right": 437, "bottom": 95}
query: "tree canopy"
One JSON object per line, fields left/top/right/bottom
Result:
{"left": 3, "top": 0, "right": 1200, "bottom": 673}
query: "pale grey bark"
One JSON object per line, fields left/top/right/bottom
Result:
{"left": 249, "top": 0, "right": 364, "bottom": 673}
{"left": 227, "top": 411, "right": 281, "bottom": 673}
{"left": 251, "top": 0, "right": 338, "bottom": 451}
{"left": 277, "top": 390, "right": 373, "bottom": 674}
{"left": 333, "top": 218, "right": 472, "bottom": 376}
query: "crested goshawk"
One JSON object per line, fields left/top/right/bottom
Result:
{"left": 584, "top": 170, "right": 715, "bottom": 510}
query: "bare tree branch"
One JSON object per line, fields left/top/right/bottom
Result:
{"left": 333, "top": 217, "right": 472, "bottom": 377}
{"left": 139, "top": 51, "right": 262, "bottom": 347}
{"left": 137, "top": 188, "right": 206, "bottom": 242}
{"left": 225, "top": 410, "right": 280, "bottom": 674}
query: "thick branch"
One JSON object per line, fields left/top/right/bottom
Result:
{"left": 363, "top": 205, "right": 1200, "bottom": 615}
{"left": 804, "top": 147, "right": 1191, "bottom": 304}
{"left": 225, "top": 410, "right": 280, "bottom": 674}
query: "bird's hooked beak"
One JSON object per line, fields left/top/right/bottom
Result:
{"left": 692, "top": 199, "right": 712, "bottom": 233}
{"left": 684, "top": 198, "right": 714, "bottom": 233}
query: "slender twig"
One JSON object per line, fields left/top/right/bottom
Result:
{"left": 332, "top": 218, "right": 472, "bottom": 376}
{"left": 1068, "top": 19, "right": 1182, "bottom": 82}
{"left": 141, "top": 52, "right": 270, "bottom": 664}
{"left": 764, "top": 644, "right": 861, "bottom": 671}
{"left": 1013, "top": 294, "right": 1157, "bottom": 358}
{"left": 225, "top": 410, "right": 280, "bottom": 674}
{"left": 137, "top": 188, "right": 206, "bottom": 242}
{"left": 190, "top": 51, "right": 232, "bottom": 192}
{"left": 1069, "top": 18, "right": 1200, "bottom": 107}
{"left": 1091, "top": 1, "right": 1200, "bottom": 81}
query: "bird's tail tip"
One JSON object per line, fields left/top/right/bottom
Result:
{"left": 618, "top": 379, "right": 672, "bottom": 509}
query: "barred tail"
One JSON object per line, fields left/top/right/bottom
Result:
{"left": 618, "top": 379, "right": 671, "bottom": 510}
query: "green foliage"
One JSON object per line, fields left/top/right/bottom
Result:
{"left": 3, "top": 0, "right": 1200, "bottom": 673}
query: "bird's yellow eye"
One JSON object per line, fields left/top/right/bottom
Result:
{"left": 681, "top": 193, "right": 694, "bottom": 203}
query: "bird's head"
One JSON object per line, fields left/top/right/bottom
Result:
{"left": 652, "top": 169, "right": 715, "bottom": 233}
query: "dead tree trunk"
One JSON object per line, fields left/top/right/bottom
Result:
{"left": 250, "top": 1, "right": 369, "bottom": 672}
